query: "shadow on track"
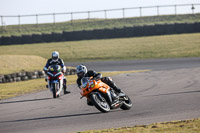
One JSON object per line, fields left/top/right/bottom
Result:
{"left": 0, "top": 98, "right": 52, "bottom": 104}
{"left": 0, "top": 111, "right": 105, "bottom": 123}
{"left": 145, "top": 90, "right": 200, "bottom": 97}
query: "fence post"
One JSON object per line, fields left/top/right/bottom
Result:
{"left": 18, "top": 15, "right": 21, "bottom": 31}
{"left": 191, "top": 4, "right": 195, "bottom": 14}
{"left": 175, "top": 5, "right": 177, "bottom": 15}
{"left": 122, "top": 8, "right": 125, "bottom": 19}
{"left": 1, "top": 16, "right": 3, "bottom": 27}
{"left": 88, "top": 11, "right": 90, "bottom": 22}
{"left": 36, "top": 14, "right": 38, "bottom": 27}
{"left": 71, "top": 12, "right": 73, "bottom": 25}
{"left": 104, "top": 10, "right": 107, "bottom": 20}
{"left": 53, "top": 13, "right": 56, "bottom": 25}
{"left": 1, "top": 16, "right": 3, "bottom": 31}
{"left": 157, "top": 6, "right": 159, "bottom": 16}
{"left": 139, "top": 7, "right": 142, "bottom": 17}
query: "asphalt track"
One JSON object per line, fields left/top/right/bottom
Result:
{"left": 1, "top": 58, "right": 200, "bottom": 133}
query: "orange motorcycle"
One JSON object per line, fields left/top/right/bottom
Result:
{"left": 80, "top": 77, "right": 132, "bottom": 113}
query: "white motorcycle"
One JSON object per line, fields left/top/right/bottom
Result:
{"left": 46, "top": 65, "right": 65, "bottom": 98}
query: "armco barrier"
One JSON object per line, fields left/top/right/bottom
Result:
{"left": 0, "top": 68, "right": 76, "bottom": 84}
{"left": 0, "top": 22, "right": 200, "bottom": 45}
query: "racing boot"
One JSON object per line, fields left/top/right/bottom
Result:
{"left": 107, "top": 80, "right": 125, "bottom": 97}
{"left": 45, "top": 77, "right": 48, "bottom": 88}
{"left": 102, "top": 77, "right": 125, "bottom": 97}
{"left": 63, "top": 86, "right": 70, "bottom": 94}
{"left": 112, "top": 86, "right": 126, "bottom": 97}
{"left": 63, "top": 78, "right": 70, "bottom": 94}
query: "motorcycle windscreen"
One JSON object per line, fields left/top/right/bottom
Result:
{"left": 81, "top": 77, "right": 89, "bottom": 88}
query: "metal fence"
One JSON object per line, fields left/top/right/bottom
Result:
{"left": 1, "top": 3, "right": 200, "bottom": 28}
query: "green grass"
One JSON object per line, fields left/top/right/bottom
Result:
{"left": 0, "top": 33, "right": 200, "bottom": 62}
{"left": 78, "top": 118, "right": 200, "bottom": 133}
{"left": 1, "top": 14, "right": 200, "bottom": 37}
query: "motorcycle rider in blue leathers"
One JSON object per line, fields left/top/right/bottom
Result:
{"left": 43, "top": 51, "right": 70, "bottom": 94}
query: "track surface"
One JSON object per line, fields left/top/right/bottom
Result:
{"left": 1, "top": 58, "right": 200, "bottom": 133}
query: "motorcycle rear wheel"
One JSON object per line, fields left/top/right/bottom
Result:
{"left": 120, "top": 95, "right": 132, "bottom": 110}
{"left": 90, "top": 92, "right": 110, "bottom": 113}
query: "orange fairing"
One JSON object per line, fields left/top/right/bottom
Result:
{"left": 80, "top": 78, "right": 110, "bottom": 97}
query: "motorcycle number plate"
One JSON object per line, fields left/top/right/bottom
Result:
{"left": 52, "top": 80, "right": 59, "bottom": 83}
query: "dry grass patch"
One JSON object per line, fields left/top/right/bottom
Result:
{"left": 78, "top": 118, "right": 200, "bottom": 133}
{"left": 0, "top": 55, "right": 46, "bottom": 74}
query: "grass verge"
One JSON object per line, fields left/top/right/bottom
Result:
{"left": 0, "top": 33, "right": 200, "bottom": 62}
{"left": 0, "top": 70, "right": 149, "bottom": 100}
{"left": 0, "top": 55, "right": 46, "bottom": 74}
{"left": 78, "top": 118, "right": 200, "bottom": 133}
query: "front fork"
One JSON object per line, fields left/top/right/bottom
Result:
{"left": 48, "top": 79, "right": 63, "bottom": 93}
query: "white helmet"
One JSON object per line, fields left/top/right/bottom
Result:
{"left": 76, "top": 64, "right": 87, "bottom": 77}
{"left": 52, "top": 51, "right": 59, "bottom": 62}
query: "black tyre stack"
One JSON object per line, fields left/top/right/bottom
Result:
{"left": 0, "top": 68, "right": 76, "bottom": 84}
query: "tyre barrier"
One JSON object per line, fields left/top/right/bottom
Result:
{"left": 1, "top": 22, "right": 200, "bottom": 45}
{"left": 0, "top": 68, "right": 76, "bottom": 84}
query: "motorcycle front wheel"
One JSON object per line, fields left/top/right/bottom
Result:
{"left": 90, "top": 92, "right": 110, "bottom": 113}
{"left": 52, "top": 83, "right": 57, "bottom": 98}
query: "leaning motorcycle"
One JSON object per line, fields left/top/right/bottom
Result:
{"left": 46, "top": 65, "right": 64, "bottom": 98}
{"left": 80, "top": 77, "right": 132, "bottom": 113}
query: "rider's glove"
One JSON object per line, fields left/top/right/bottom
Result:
{"left": 62, "top": 66, "right": 66, "bottom": 73}
{"left": 43, "top": 67, "right": 48, "bottom": 74}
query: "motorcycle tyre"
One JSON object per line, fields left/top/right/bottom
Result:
{"left": 52, "top": 83, "right": 57, "bottom": 98}
{"left": 120, "top": 95, "right": 132, "bottom": 110}
{"left": 90, "top": 92, "right": 110, "bottom": 113}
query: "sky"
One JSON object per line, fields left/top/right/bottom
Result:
{"left": 0, "top": 0, "right": 200, "bottom": 25}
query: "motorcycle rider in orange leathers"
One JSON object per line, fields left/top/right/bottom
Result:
{"left": 76, "top": 64, "right": 125, "bottom": 105}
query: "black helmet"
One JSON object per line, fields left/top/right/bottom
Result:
{"left": 76, "top": 64, "right": 87, "bottom": 78}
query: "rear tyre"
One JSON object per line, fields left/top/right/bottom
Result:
{"left": 120, "top": 95, "right": 132, "bottom": 110}
{"left": 90, "top": 92, "right": 110, "bottom": 113}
